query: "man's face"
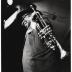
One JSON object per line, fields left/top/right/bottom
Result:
{"left": 23, "top": 14, "right": 31, "bottom": 28}
{"left": 22, "top": 11, "right": 37, "bottom": 29}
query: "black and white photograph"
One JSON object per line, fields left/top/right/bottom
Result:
{"left": 1, "top": 0, "right": 70, "bottom": 72}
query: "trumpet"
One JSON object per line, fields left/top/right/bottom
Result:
{"left": 22, "top": 4, "right": 68, "bottom": 59}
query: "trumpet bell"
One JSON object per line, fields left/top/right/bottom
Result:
{"left": 60, "top": 49, "right": 69, "bottom": 59}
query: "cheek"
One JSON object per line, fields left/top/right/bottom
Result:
{"left": 30, "top": 22, "right": 36, "bottom": 29}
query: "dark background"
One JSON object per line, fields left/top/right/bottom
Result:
{"left": 2, "top": 0, "right": 70, "bottom": 72}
